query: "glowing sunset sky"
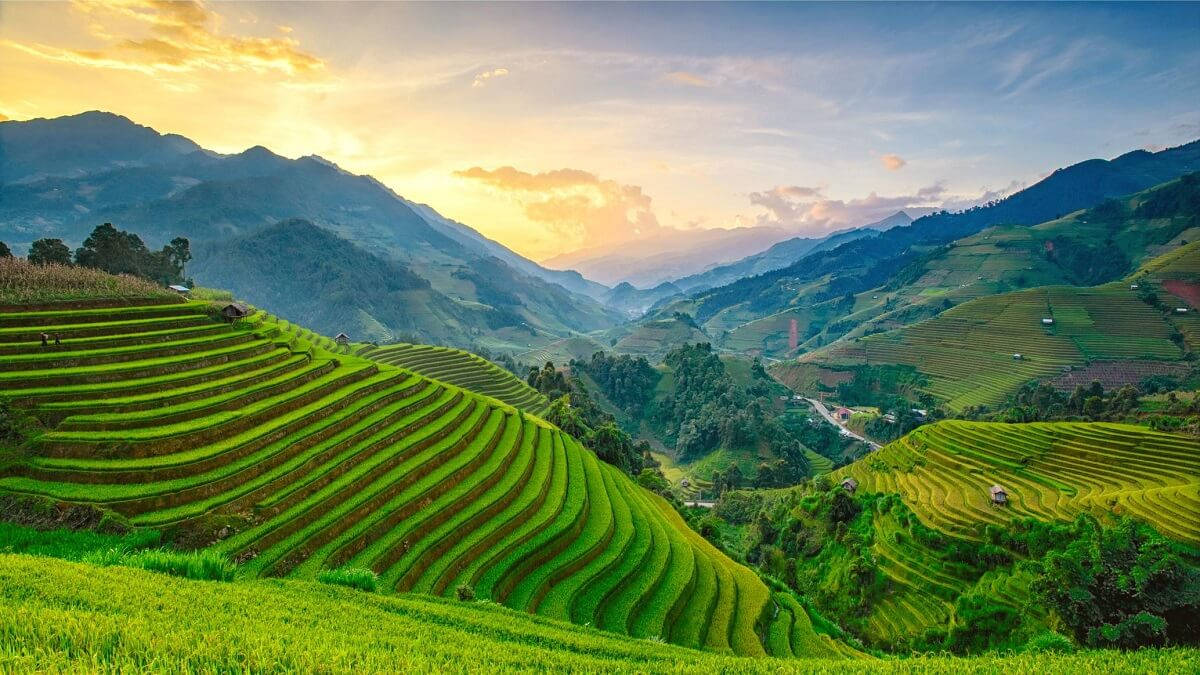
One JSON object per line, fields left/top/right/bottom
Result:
{"left": 2, "top": 1, "right": 1198, "bottom": 260}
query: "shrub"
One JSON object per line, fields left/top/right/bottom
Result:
{"left": 1023, "top": 631, "right": 1075, "bottom": 654}
{"left": 317, "top": 567, "right": 378, "bottom": 593}
{"left": 455, "top": 584, "right": 476, "bottom": 602}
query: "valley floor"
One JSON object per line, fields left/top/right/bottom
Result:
{"left": 2, "top": 553, "right": 1197, "bottom": 674}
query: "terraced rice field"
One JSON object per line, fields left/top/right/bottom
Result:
{"left": 0, "top": 297, "right": 838, "bottom": 658}
{"left": 842, "top": 420, "right": 1200, "bottom": 546}
{"left": 807, "top": 285, "right": 1185, "bottom": 410}
{"left": 358, "top": 342, "right": 550, "bottom": 415}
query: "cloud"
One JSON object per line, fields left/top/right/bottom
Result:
{"left": 454, "top": 165, "right": 661, "bottom": 250}
{"left": 880, "top": 153, "right": 907, "bottom": 170}
{"left": 746, "top": 180, "right": 1017, "bottom": 233}
{"left": 664, "top": 71, "right": 712, "bottom": 87}
{"left": 1, "top": 0, "right": 324, "bottom": 78}
{"left": 472, "top": 67, "right": 510, "bottom": 87}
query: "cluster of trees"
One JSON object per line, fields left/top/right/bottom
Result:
{"left": 654, "top": 343, "right": 781, "bottom": 461}
{"left": 525, "top": 362, "right": 652, "bottom": 476}
{"left": 15, "top": 224, "right": 191, "bottom": 287}
{"left": 570, "top": 352, "right": 659, "bottom": 418}
{"left": 1026, "top": 515, "right": 1199, "bottom": 648}
{"left": 715, "top": 482, "right": 1199, "bottom": 654}
{"left": 960, "top": 379, "right": 1198, "bottom": 433}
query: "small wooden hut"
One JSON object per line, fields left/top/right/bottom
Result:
{"left": 989, "top": 484, "right": 1008, "bottom": 506}
{"left": 334, "top": 333, "right": 351, "bottom": 346}
{"left": 220, "top": 303, "right": 251, "bottom": 322}
{"left": 841, "top": 477, "right": 858, "bottom": 494}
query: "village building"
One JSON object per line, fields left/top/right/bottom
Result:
{"left": 989, "top": 485, "right": 1008, "bottom": 506}
{"left": 840, "top": 477, "right": 858, "bottom": 494}
{"left": 334, "top": 333, "right": 351, "bottom": 346}
{"left": 834, "top": 406, "right": 853, "bottom": 421}
{"left": 220, "top": 302, "right": 251, "bottom": 322}
{"left": 1041, "top": 317, "right": 1055, "bottom": 325}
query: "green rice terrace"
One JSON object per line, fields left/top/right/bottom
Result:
{"left": 7, "top": 554, "right": 1199, "bottom": 673}
{"left": 0, "top": 295, "right": 849, "bottom": 659}
{"left": 803, "top": 283, "right": 1192, "bottom": 410}
{"left": 842, "top": 420, "right": 1200, "bottom": 547}
{"left": 358, "top": 342, "right": 551, "bottom": 416}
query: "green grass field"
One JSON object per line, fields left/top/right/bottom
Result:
{"left": 4, "top": 553, "right": 1198, "bottom": 673}
{"left": 0, "top": 296, "right": 831, "bottom": 658}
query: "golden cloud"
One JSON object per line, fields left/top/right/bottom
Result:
{"left": 664, "top": 71, "right": 712, "bottom": 87}
{"left": 453, "top": 166, "right": 661, "bottom": 250}
{"left": 880, "top": 153, "right": 907, "bottom": 170}
{"left": 3, "top": 0, "right": 324, "bottom": 78}
{"left": 471, "top": 67, "right": 510, "bottom": 88}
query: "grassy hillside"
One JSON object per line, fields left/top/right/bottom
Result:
{"left": 796, "top": 283, "right": 1190, "bottom": 410}
{"left": 358, "top": 342, "right": 550, "bottom": 416}
{"left": 0, "top": 295, "right": 830, "bottom": 658}
{"left": 718, "top": 174, "right": 1200, "bottom": 359}
{"left": 841, "top": 420, "right": 1200, "bottom": 546}
{"left": 8, "top": 554, "right": 1198, "bottom": 672}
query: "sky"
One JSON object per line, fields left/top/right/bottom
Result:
{"left": 2, "top": 1, "right": 1199, "bottom": 261}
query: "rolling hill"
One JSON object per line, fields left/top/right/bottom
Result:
{"left": 0, "top": 291, "right": 830, "bottom": 658}
{"left": 783, "top": 233, "right": 1199, "bottom": 410}
{"left": 643, "top": 141, "right": 1200, "bottom": 358}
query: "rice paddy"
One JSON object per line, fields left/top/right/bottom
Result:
{"left": 0, "top": 296, "right": 834, "bottom": 658}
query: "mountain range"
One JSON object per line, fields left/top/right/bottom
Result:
{"left": 0, "top": 111, "right": 621, "bottom": 346}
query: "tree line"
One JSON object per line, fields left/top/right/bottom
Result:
{"left": 2, "top": 224, "right": 191, "bottom": 288}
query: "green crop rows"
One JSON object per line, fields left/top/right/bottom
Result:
{"left": 360, "top": 342, "right": 551, "bottom": 415}
{"left": 0, "top": 297, "right": 832, "bottom": 658}
{"left": 842, "top": 420, "right": 1200, "bottom": 546}
{"left": 809, "top": 284, "right": 1187, "bottom": 410}
{"left": 9, "top": 553, "right": 1199, "bottom": 673}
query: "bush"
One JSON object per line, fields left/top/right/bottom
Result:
{"left": 83, "top": 548, "right": 236, "bottom": 581}
{"left": 317, "top": 567, "right": 378, "bottom": 593}
{"left": 455, "top": 584, "right": 476, "bottom": 602}
{"left": 1023, "top": 631, "right": 1075, "bottom": 654}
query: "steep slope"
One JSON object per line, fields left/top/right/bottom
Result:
{"left": 0, "top": 111, "right": 200, "bottom": 184}
{"left": 0, "top": 295, "right": 820, "bottom": 657}
{"left": 0, "top": 112, "right": 619, "bottom": 342}
{"left": 656, "top": 140, "right": 1200, "bottom": 348}
{"left": 191, "top": 220, "right": 619, "bottom": 347}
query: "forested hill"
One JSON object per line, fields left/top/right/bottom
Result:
{"left": 670, "top": 139, "right": 1200, "bottom": 326}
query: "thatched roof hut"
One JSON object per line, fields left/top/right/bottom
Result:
{"left": 220, "top": 303, "right": 251, "bottom": 321}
